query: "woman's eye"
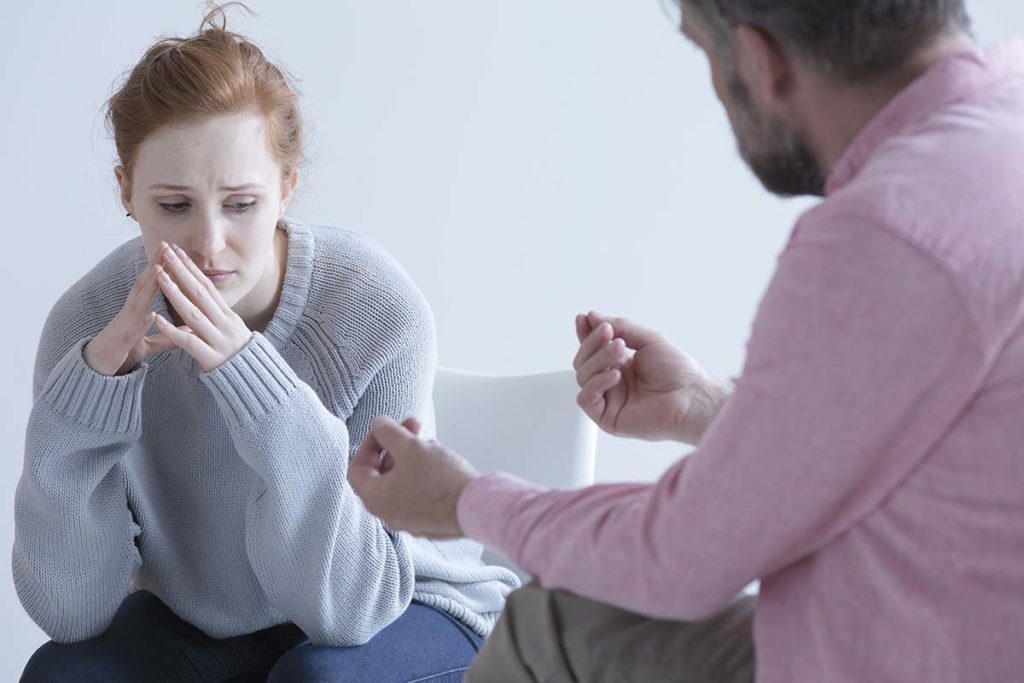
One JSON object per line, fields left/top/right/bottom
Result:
{"left": 159, "top": 202, "right": 189, "bottom": 213}
{"left": 228, "top": 201, "right": 257, "bottom": 213}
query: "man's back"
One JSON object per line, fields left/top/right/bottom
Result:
{"left": 451, "top": 42, "right": 1024, "bottom": 683}
{"left": 755, "top": 41, "right": 1024, "bottom": 682}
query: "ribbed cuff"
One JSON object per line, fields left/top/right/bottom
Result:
{"left": 457, "top": 471, "right": 547, "bottom": 562}
{"left": 38, "top": 339, "right": 148, "bottom": 434}
{"left": 201, "top": 333, "right": 300, "bottom": 428}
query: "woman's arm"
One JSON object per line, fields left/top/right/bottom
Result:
{"left": 14, "top": 329, "right": 146, "bottom": 643}
{"left": 202, "top": 290, "right": 435, "bottom": 646}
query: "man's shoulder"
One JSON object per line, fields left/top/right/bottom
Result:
{"left": 824, "top": 90, "right": 1024, "bottom": 271}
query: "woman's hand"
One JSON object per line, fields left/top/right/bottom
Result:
{"left": 573, "top": 311, "right": 730, "bottom": 445}
{"left": 152, "top": 242, "right": 253, "bottom": 373}
{"left": 83, "top": 258, "right": 177, "bottom": 376}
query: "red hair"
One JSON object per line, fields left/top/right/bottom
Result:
{"left": 106, "top": 3, "right": 305, "bottom": 182}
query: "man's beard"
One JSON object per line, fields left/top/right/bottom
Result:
{"left": 726, "top": 70, "right": 827, "bottom": 198}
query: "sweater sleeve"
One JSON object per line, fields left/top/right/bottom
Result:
{"left": 13, "top": 331, "right": 146, "bottom": 643}
{"left": 201, "top": 312, "right": 434, "bottom": 646}
{"left": 457, "top": 215, "right": 989, "bottom": 621}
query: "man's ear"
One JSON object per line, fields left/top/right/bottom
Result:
{"left": 733, "top": 23, "right": 793, "bottom": 105}
{"left": 114, "top": 166, "right": 134, "bottom": 217}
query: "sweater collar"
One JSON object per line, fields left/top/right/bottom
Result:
{"left": 262, "top": 217, "right": 314, "bottom": 348}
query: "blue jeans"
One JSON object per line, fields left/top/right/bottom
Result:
{"left": 21, "top": 590, "right": 484, "bottom": 682}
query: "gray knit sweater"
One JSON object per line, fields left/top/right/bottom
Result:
{"left": 13, "top": 219, "right": 519, "bottom": 646}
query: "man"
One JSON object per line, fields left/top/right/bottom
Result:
{"left": 349, "top": 1, "right": 1024, "bottom": 681}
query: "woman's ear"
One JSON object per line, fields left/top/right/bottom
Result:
{"left": 114, "top": 166, "right": 135, "bottom": 218}
{"left": 280, "top": 168, "right": 299, "bottom": 216}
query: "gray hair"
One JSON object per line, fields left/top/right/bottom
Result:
{"left": 680, "top": 0, "right": 972, "bottom": 81}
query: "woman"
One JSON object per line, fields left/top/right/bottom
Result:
{"left": 14, "top": 5, "right": 517, "bottom": 681}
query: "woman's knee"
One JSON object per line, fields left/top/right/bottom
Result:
{"left": 267, "top": 644, "right": 319, "bottom": 682}
{"left": 267, "top": 644, "right": 381, "bottom": 682}
{"left": 21, "top": 641, "right": 100, "bottom": 683}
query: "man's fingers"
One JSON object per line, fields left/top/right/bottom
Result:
{"left": 369, "top": 415, "right": 419, "bottom": 453}
{"left": 402, "top": 417, "right": 422, "bottom": 436}
{"left": 353, "top": 428, "right": 387, "bottom": 471}
{"left": 577, "top": 368, "right": 622, "bottom": 415}
{"left": 348, "top": 456, "right": 383, "bottom": 500}
{"left": 586, "top": 311, "right": 665, "bottom": 349}
{"left": 576, "top": 338, "right": 628, "bottom": 387}
{"left": 574, "top": 313, "right": 594, "bottom": 344}
{"left": 572, "top": 322, "right": 614, "bottom": 372}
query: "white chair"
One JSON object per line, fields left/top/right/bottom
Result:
{"left": 432, "top": 368, "right": 598, "bottom": 580}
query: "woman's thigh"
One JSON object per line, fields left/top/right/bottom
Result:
{"left": 21, "top": 590, "right": 305, "bottom": 683}
{"left": 268, "top": 601, "right": 483, "bottom": 683}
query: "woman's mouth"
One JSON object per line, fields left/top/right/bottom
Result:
{"left": 202, "top": 270, "right": 235, "bottom": 285}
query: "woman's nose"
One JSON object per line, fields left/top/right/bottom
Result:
{"left": 189, "top": 215, "right": 227, "bottom": 260}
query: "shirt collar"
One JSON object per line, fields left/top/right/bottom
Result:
{"left": 826, "top": 40, "right": 1024, "bottom": 195}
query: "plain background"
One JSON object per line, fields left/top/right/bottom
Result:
{"left": 0, "top": 0, "right": 1019, "bottom": 674}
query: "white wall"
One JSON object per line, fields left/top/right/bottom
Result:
{"left": 0, "top": 0, "right": 1019, "bottom": 675}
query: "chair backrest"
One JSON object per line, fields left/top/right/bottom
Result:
{"left": 433, "top": 367, "right": 598, "bottom": 579}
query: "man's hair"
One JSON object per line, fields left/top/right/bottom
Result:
{"left": 682, "top": 0, "right": 972, "bottom": 81}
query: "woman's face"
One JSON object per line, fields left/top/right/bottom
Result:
{"left": 116, "top": 111, "right": 297, "bottom": 322}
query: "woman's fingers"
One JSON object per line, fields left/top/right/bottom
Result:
{"left": 572, "top": 322, "right": 614, "bottom": 372}
{"left": 140, "top": 324, "right": 189, "bottom": 360}
{"left": 170, "top": 244, "right": 233, "bottom": 312}
{"left": 576, "top": 338, "right": 628, "bottom": 387}
{"left": 153, "top": 313, "right": 214, "bottom": 365}
{"left": 119, "top": 309, "right": 154, "bottom": 344}
{"left": 156, "top": 263, "right": 220, "bottom": 344}
{"left": 115, "top": 268, "right": 161, "bottom": 351}
{"left": 122, "top": 262, "right": 160, "bottom": 322}
{"left": 159, "top": 244, "right": 225, "bottom": 327}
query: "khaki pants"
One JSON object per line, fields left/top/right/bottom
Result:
{"left": 466, "top": 582, "right": 756, "bottom": 683}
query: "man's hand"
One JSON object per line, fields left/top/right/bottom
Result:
{"left": 573, "top": 311, "right": 730, "bottom": 445}
{"left": 349, "top": 416, "right": 480, "bottom": 539}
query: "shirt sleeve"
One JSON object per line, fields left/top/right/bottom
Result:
{"left": 457, "top": 214, "right": 989, "bottom": 620}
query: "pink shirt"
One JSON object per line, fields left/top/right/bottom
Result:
{"left": 458, "top": 42, "right": 1024, "bottom": 683}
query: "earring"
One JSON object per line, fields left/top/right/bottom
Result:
{"left": 126, "top": 212, "right": 132, "bottom": 218}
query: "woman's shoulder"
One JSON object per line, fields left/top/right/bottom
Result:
{"left": 47, "top": 237, "right": 145, "bottom": 325}
{"left": 300, "top": 222, "right": 434, "bottom": 335}
{"left": 305, "top": 223, "right": 412, "bottom": 284}
{"left": 34, "top": 236, "right": 146, "bottom": 386}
